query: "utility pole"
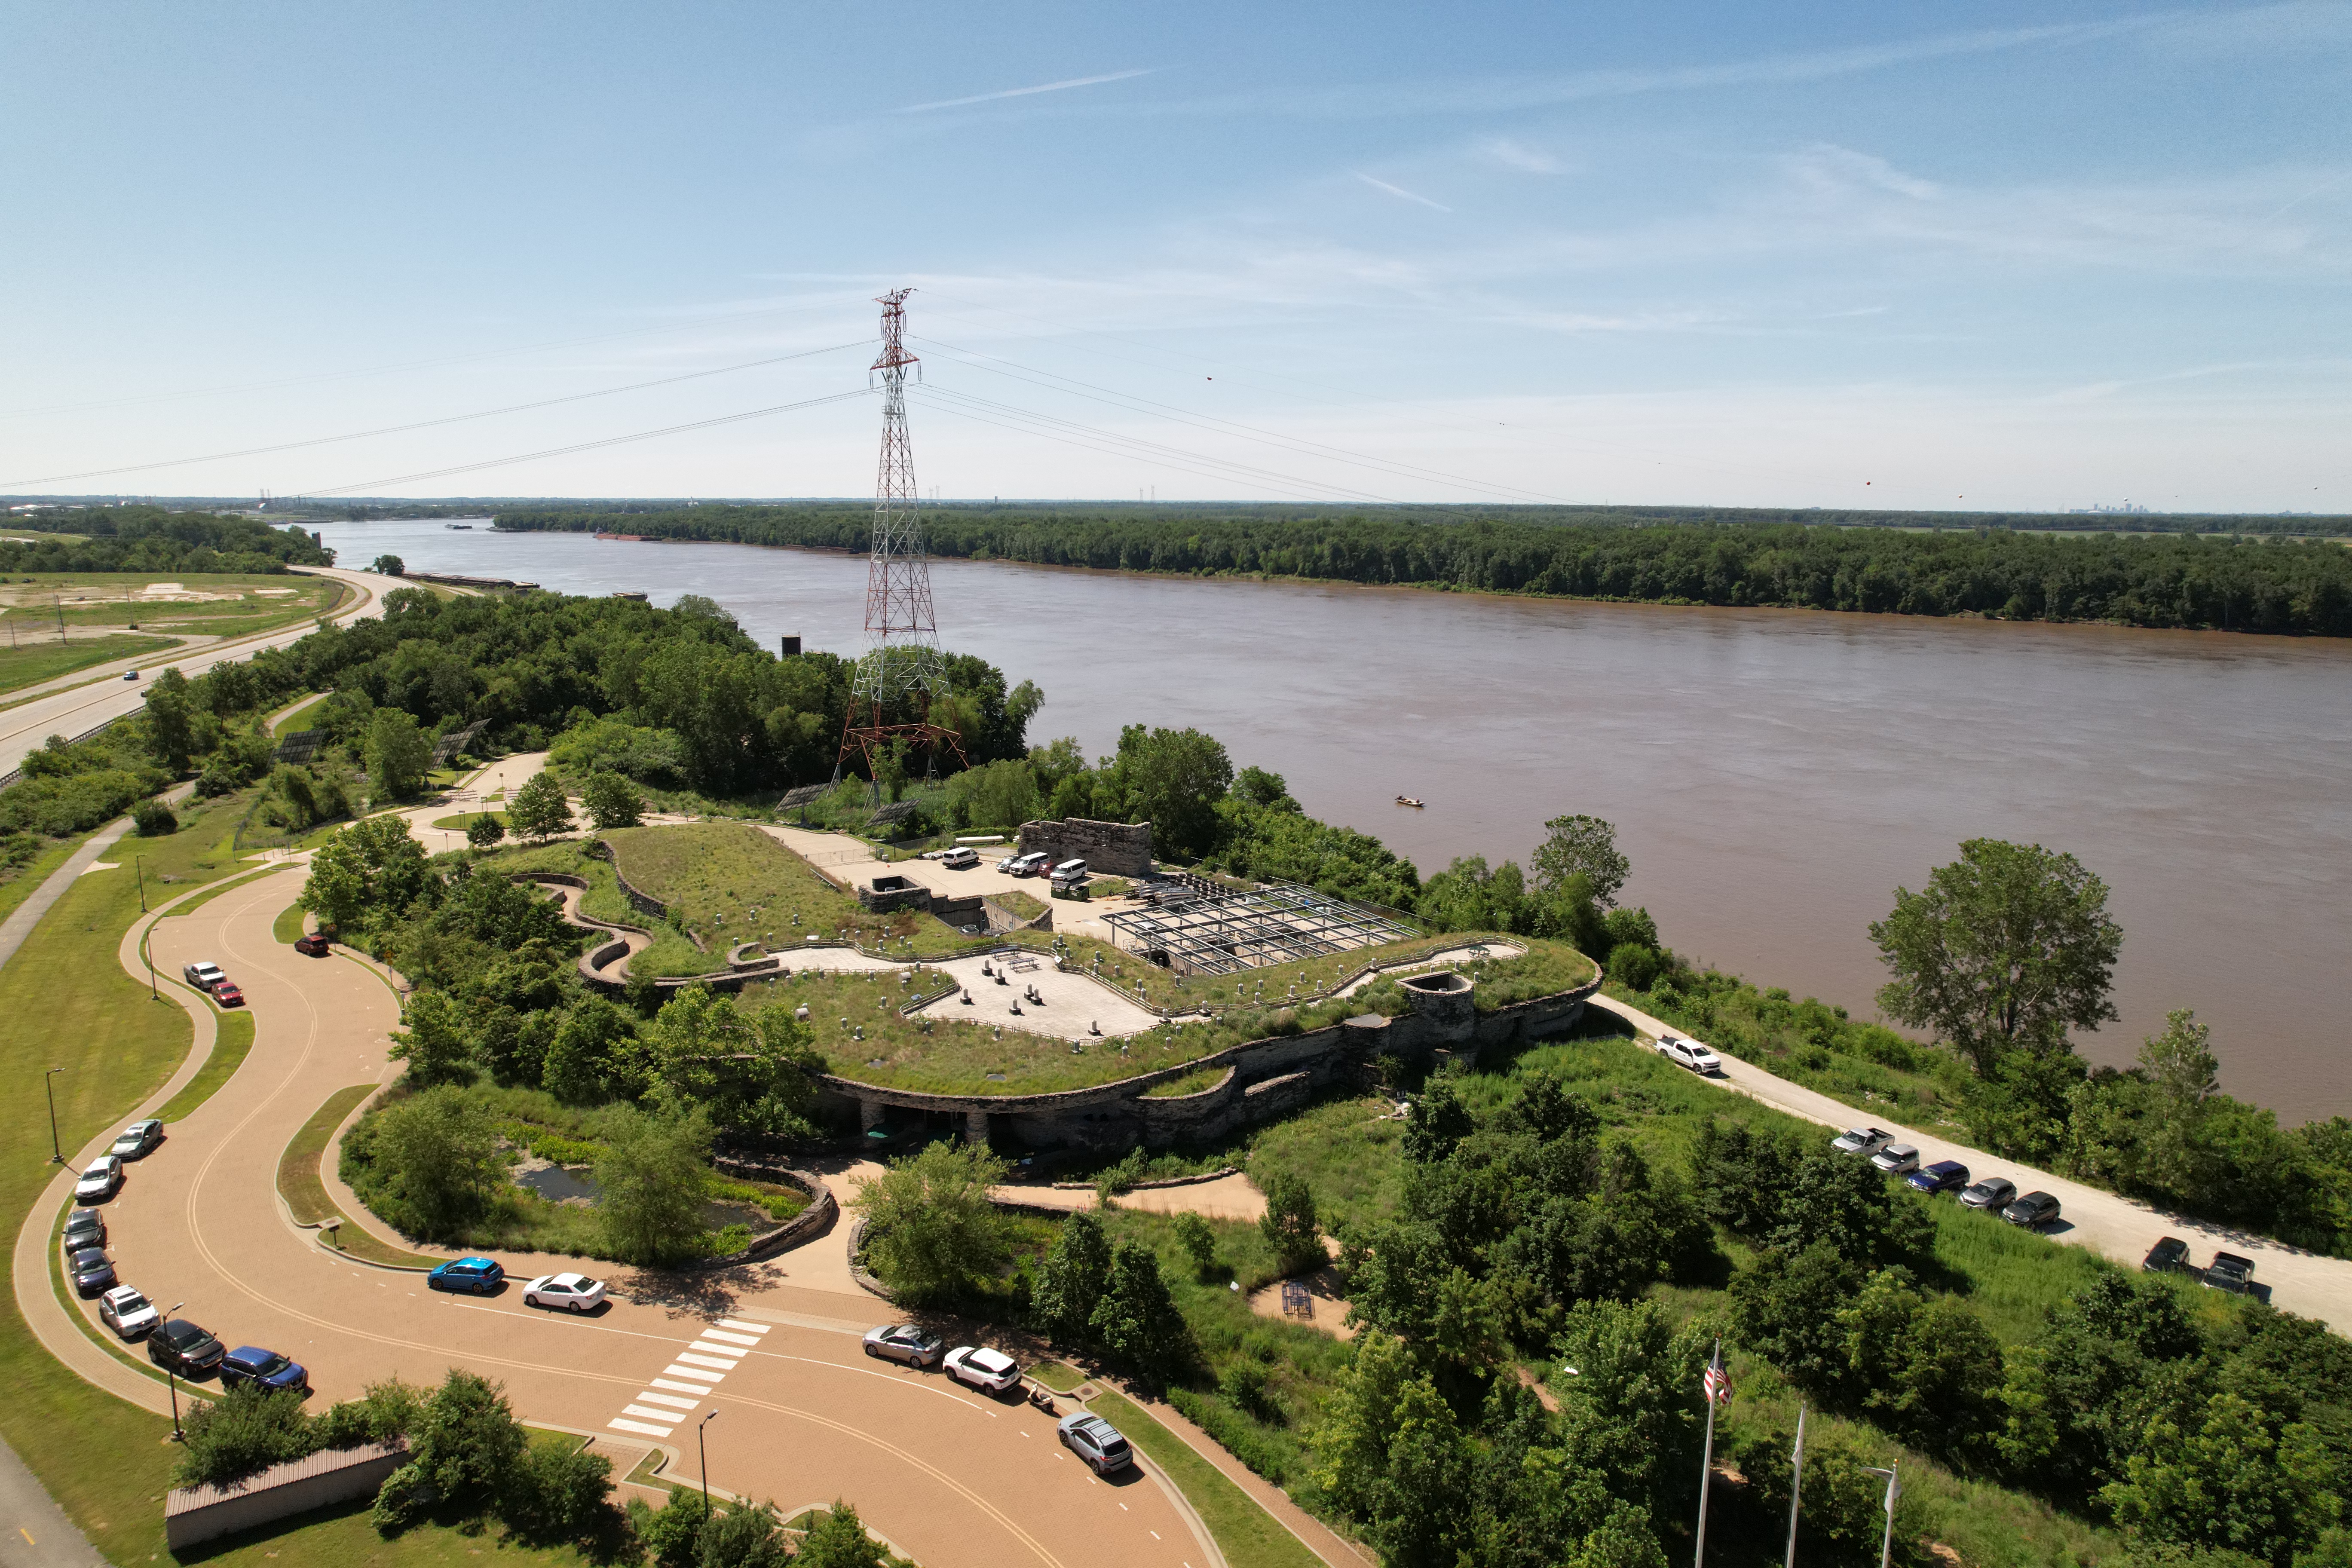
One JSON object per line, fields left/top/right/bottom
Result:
{"left": 1864, "top": 1462, "right": 1901, "bottom": 1568}
{"left": 43, "top": 1067, "right": 63, "bottom": 1163}
{"left": 837, "top": 288, "right": 964, "bottom": 789}
{"left": 135, "top": 854, "right": 147, "bottom": 913}
{"left": 1784, "top": 1402, "right": 1808, "bottom": 1568}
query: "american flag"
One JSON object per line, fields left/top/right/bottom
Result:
{"left": 1703, "top": 1351, "right": 1731, "bottom": 1406}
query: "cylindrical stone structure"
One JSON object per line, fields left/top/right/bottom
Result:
{"left": 1397, "top": 970, "right": 1476, "bottom": 1044}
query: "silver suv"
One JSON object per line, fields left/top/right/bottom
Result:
{"left": 1058, "top": 1412, "right": 1133, "bottom": 1475}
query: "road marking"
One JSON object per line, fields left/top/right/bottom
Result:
{"left": 662, "top": 1364, "right": 723, "bottom": 1384}
{"left": 635, "top": 1392, "right": 698, "bottom": 1411}
{"left": 20, "top": 1528, "right": 34, "bottom": 1545}
{"left": 715, "top": 1318, "right": 772, "bottom": 1335}
{"left": 699, "top": 1328, "right": 760, "bottom": 1347}
{"left": 608, "top": 1417, "right": 673, "bottom": 1437}
{"left": 649, "top": 1377, "right": 713, "bottom": 1395}
{"left": 622, "top": 1405, "right": 683, "bottom": 1424}
{"left": 676, "top": 1351, "right": 735, "bottom": 1371}
{"left": 688, "top": 1341, "right": 747, "bottom": 1359}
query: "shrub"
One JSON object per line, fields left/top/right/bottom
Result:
{"left": 175, "top": 1385, "right": 318, "bottom": 1486}
{"left": 131, "top": 798, "right": 178, "bottom": 836}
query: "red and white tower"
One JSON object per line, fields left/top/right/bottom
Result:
{"left": 839, "top": 288, "right": 965, "bottom": 780}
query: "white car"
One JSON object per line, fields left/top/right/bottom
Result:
{"left": 521, "top": 1272, "right": 607, "bottom": 1312}
{"left": 1869, "top": 1142, "right": 1921, "bottom": 1176}
{"left": 1007, "top": 852, "right": 1050, "bottom": 878}
{"left": 182, "top": 961, "right": 227, "bottom": 993}
{"left": 98, "top": 1285, "right": 159, "bottom": 1339}
{"left": 943, "top": 1345, "right": 1021, "bottom": 1393}
{"left": 1657, "top": 1035, "right": 1721, "bottom": 1075}
{"left": 938, "top": 847, "right": 979, "bottom": 869}
{"left": 74, "top": 1156, "right": 123, "bottom": 1202}
{"left": 1831, "top": 1127, "right": 1895, "bottom": 1156}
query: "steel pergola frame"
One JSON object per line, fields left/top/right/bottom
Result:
{"left": 1102, "top": 882, "right": 1418, "bottom": 976}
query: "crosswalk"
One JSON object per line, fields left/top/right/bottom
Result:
{"left": 606, "top": 1317, "right": 769, "bottom": 1437}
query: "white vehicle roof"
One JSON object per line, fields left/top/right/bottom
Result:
{"left": 82, "top": 1158, "right": 114, "bottom": 1175}
{"left": 959, "top": 1346, "right": 1015, "bottom": 1372}
{"left": 104, "top": 1286, "right": 146, "bottom": 1306}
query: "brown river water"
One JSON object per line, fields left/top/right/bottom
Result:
{"left": 317, "top": 521, "right": 2352, "bottom": 1121}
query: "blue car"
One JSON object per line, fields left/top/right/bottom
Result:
{"left": 1906, "top": 1160, "right": 1970, "bottom": 1196}
{"left": 428, "top": 1256, "right": 504, "bottom": 1295}
{"left": 220, "top": 1346, "right": 309, "bottom": 1393}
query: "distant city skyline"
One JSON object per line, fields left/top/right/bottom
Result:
{"left": 3, "top": 2, "right": 2346, "bottom": 512}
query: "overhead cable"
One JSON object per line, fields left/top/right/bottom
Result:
{"left": 1, "top": 340, "right": 873, "bottom": 488}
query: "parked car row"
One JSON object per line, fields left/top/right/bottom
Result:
{"left": 858, "top": 1323, "right": 1133, "bottom": 1472}
{"left": 180, "top": 960, "right": 245, "bottom": 1008}
{"left": 2143, "top": 1235, "right": 2259, "bottom": 1293}
{"left": 1832, "top": 1126, "right": 2065, "bottom": 1230}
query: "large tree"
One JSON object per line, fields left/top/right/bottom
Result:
{"left": 508, "top": 772, "right": 574, "bottom": 842}
{"left": 365, "top": 708, "right": 432, "bottom": 803}
{"left": 1531, "top": 815, "right": 1630, "bottom": 908}
{"left": 851, "top": 1140, "right": 1009, "bottom": 1304}
{"left": 595, "top": 1109, "right": 716, "bottom": 1265}
{"left": 1109, "top": 724, "right": 1233, "bottom": 861}
{"left": 1868, "top": 838, "right": 2122, "bottom": 1075}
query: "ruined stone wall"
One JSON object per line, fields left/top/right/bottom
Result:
{"left": 1015, "top": 817, "right": 1154, "bottom": 877}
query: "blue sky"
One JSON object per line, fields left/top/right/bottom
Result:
{"left": 4, "top": 1, "right": 2347, "bottom": 511}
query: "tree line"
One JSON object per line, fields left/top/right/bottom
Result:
{"left": 492, "top": 504, "right": 2352, "bottom": 635}
{"left": 0, "top": 505, "right": 333, "bottom": 574}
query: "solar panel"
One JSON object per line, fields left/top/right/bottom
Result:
{"left": 778, "top": 783, "right": 829, "bottom": 809}
{"left": 868, "top": 800, "right": 918, "bottom": 826}
{"left": 275, "top": 730, "right": 325, "bottom": 763}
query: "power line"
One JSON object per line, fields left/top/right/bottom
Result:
{"left": 0, "top": 290, "right": 874, "bottom": 422}
{"left": 293, "top": 388, "right": 874, "bottom": 499}
{"left": 2, "top": 340, "right": 872, "bottom": 488}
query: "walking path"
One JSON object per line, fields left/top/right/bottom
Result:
{"left": 1589, "top": 994, "right": 2352, "bottom": 1332}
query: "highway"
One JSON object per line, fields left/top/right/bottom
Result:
{"left": 0, "top": 565, "right": 407, "bottom": 780}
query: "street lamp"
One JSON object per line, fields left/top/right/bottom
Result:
{"left": 43, "top": 1067, "right": 63, "bottom": 1163}
{"left": 165, "top": 1301, "right": 187, "bottom": 1441}
{"left": 697, "top": 1411, "right": 718, "bottom": 1516}
{"left": 1862, "top": 1463, "right": 1900, "bottom": 1568}
{"left": 135, "top": 854, "right": 147, "bottom": 914}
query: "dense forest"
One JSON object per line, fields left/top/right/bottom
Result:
{"left": 493, "top": 504, "right": 2352, "bottom": 635}
{"left": 0, "top": 506, "right": 334, "bottom": 574}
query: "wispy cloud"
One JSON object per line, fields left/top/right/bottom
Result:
{"left": 1357, "top": 173, "right": 1452, "bottom": 212}
{"left": 897, "top": 69, "right": 1152, "bottom": 115}
{"left": 1480, "top": 138, "right": 1560, "bottom": 175}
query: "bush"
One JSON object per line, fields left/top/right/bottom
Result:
{"left": 175, "top": 1385, "right": 318, "bottom": 1486}
{"left": 1174, "top": 1211, "right": 1219, "bottom": 1278}
{"left": 131, "top": 798, "right": 178, "bottom": 836}
{"left": 853, "top": 1140, "right": 1011, "bottom": 1304}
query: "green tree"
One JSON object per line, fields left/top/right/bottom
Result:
{"left": 582, "top": 770, "right": 643, "bottom": 830}
{"left": 508, "top": 771, "right": 574, "bottom": 841}
{"left": 143, "top": 666, "right": 196, "bottom": 774}
{"left": 1173, "top": 1211, "right": 1219, "bottom": 1279}
{"left": 595, "top": 1108, "right": 716, "bottom": 1266}
{"left": 1259, "top": 1170, "right": 1323, "bottom": 1274}
{"left": 389, "top": 989, "right": 474, "bottom": 1086}
{"left": 542, "top": 997, "right": 642, "bottom": 1103}
{"left": 640, "top": 986, "right": 823, "bottom": 1136}
{"left": 2102, "top": 1391, "right": 2341, "bottom": 1567}
{"left": 466, "top": 812, "right": 507, "bottom": 848}
{"left": 131, "top": 798, "right": 178, "bottom": 836}
{"left": 371, "top": 553, "right": 406, "bottom": 576}
{"left": 365, "top": 709, "right": 433, "bottom": 803}
{"left": 1402, "top": 1073, "right": 1475, "bottom": 1163}
{"left": 1090, "top": 1239, "right": 1197, "bottom": 1387}
{"left": 1033, "top": 1207, "right": 1112, "bottom": 1344}
{"left": 851, "top": 1140, "right": 1010, "bottom": 1304}
{"left": 176, "top": 1385, "right": 318, "bottom": 1485}
{"left": 408, "top": 1369, "right": 527, "bottom": 1518}
{"left": 698, "top": 1501, "right": 792, "bottom": 1568}
{"left": 361, "top": 1086, "right": 504, "bottom": 1238}
{"left": 1869, "top": 838, "right": 2123, "bottom": 1075}
{"left": 1312, "top": 1335, "right": 1473, "bottom": 1568}
{"left": 793, "top": 1501, "right": 891, "bottom": 1568}
{"left": 634, "top": 1490, "right": 712, "bottom": 1568}
{"left": 1110, "top": 724, "right": 1233, "bottom": 860}
{"left": 1533, "top": 815, "right": 1630, "bottom": 907}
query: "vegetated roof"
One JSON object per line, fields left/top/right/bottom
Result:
{"left": 166, "top": 1439, "right": 407, "bottom": 1511}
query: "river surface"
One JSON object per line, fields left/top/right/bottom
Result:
{"left": 315, "top": 519, "right": 2352, "bottom": 1121}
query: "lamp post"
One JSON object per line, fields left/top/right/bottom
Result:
{"left": 135, "top": 855, "right": 147, "bottom": 914}
{"left": 697, "top": 1411, "right": 717, "bottom": 1516}
{"left": 43, "top": 1067, "right": 63, "bottom": 1163}
{"left": 1863, "top": 1463, "right": 1900, "bottom": 1568}
{"left": 165, "top": 1301, "right": 187, "bottom": 1441}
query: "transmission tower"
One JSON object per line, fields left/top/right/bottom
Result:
{"left": 838, "top": 288, "right": 965, "bottom": 784}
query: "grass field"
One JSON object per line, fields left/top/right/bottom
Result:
{"left": 279, "top": 1086, "right": 442, "bottom": 1268}
{"left": 603, "top": 821, "right": 961, "bottom": 956}
{"left": 0, "top": 572, "right": 345, "bottom": 637}
{"left": 0, "top": 632, "right": 177, "bottom": 697}
{"left": 154, "top": 1012, "right": 255, "bottom": 1124}
{"left": 274, "top": 900, "right": 309, "bottom": 944}
{"left": 1082, "top": 1389, "right": 1326, "bottom": 1568}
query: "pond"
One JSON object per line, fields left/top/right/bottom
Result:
{"left": 511, "top": 1164, "right": 770, "bottom": 1232}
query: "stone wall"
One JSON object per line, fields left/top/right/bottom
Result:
{"left": 166, "top": 1440, "right": 409, "bottom": 1550}
{"left": 1015, "top": 817, "right": 1154, "bottom": 877}
{"left": 855, "top": 874, "right": 933, "bottom": 915}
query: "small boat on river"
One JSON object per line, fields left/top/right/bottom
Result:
{"left": 1396, "top": 795, "right": 1425, "bottom": 808}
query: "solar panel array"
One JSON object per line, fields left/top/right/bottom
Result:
{"left": 777, "top": 783, "right": 830, "bottom": 809}
{"left": 275, "top": 730, "right": 325, "bottom": 763}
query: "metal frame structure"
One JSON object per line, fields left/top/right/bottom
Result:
{"left": 838, "top": 288, "right": 965, "bottom": 784}
{"left": 1102, "top": 882, "right": 1419, "bottom": 976}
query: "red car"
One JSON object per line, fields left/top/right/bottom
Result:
{"left": 212, "top": 981, "right": 245, "bottom": 1008}
{"left": 294, "top": 931, "right": 332, "bottom": 957}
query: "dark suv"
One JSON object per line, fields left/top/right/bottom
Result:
{"left": 148, "top": 1318, "right": 225, "bottom": 1375}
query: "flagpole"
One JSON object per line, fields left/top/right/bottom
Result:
{"left": 1784, "top": 1401, "right": 1808, "bottom": 1568}
{"left": 1694, "top": 1338, "right": 1722, "bottom": 1568}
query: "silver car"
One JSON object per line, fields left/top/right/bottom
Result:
{"left": 74, "top": 1156, "right": 123, "bottom": 1202}
{"left": 1058, "top": 1412, "right": 1134, "bottom": 1474}
{"left": 1831, "top": 1127, "right": 1894, "bottom": 1156}
{"left": 1960, "top": 1176, "right": 2018, "bottom": 1211}
{"left": 1870, "top": 1143, "right": 1921, "bottom": 1176}
{"left": 99, "top": 1286, "right": 159, "bottom": 1340}
{"left": 110, "top": 1120, "right": 164, "bottom": 1159}
{"left": 862, "top": 1324, "right": 944, "bottom": 1368}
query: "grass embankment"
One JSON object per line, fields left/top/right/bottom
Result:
{"left": 274, "top": 901, "right": 309, "bottom": 944}
{"left": 1083, "top": 1389, "right": 1325, "bottom": 1568}
{"left": 739, "top": 937, "right": 1589, "bottom": 1099}
{"left": 0, "top": 833, "right": 86, "bottom": 926}
{"left": 604, "top": 821, "right": 966, "bottom": 962}
{"left": 0, "top": 572, "right": 345, "bottom": 636}
{"left": 0, "top": 632, "right": 177, "bottom": 697}
{"left": 431, "top": 810, "right": 505, "bottom": 831}
{"left": 279, "top": 1086, "right": 442, "bottom": 1268}
{"left": 486, "top": 840, "right": 712, "bottom": 977}
{"left": 1027, "top": 1360, "right": 1085, "bottom": 1392}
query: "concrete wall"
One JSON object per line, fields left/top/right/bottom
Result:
{"left": 1015, "top": 818, "right": 1154, "bottom": 878}
{"left": 165, "top": 1440, "right": 408, "bottom": 1550}
{"left": 855, "top": 875, "right": 933, "bottom": 915}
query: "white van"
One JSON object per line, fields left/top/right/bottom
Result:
{"left": 1048, "top": 858, "right": 1089, "bottom": 888}
{"left": 939, "top": 846, "right": 980, "bottom": 870}
{"left": 1005, "top": 851, "right": 1050, "bottom": 878}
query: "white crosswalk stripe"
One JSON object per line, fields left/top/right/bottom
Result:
{"left": 607, "top": 1417, "right": 672, "bottom": 1437}
{"left": 717, "top": 1318, "right": 772, "bottom": 1335}
{"left": 651, "top": 1376, "right": 714, "bottom": 1395}
{"left": 676, "top": 1351, "right": 736, "bottom": 1372}
{"left": 635, "top": 1392, "right": 699, "bottom": 1411}
{"left": 606, "top": 1324, "right": 769, "bottom": 1440}
{"left": 661, "top": 1363, "right": 721, "bottom": 1383}
{"left": 689, "top": 1341, "right": 749, "bottom": 1358}
{"left": 698, "top": 1328, "right": 760, "bottom": 1347}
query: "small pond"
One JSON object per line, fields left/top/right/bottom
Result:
{"left": 512, "top": 1166, "right": 769, "bottom": 1231}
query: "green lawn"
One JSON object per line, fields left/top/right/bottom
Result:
{"left": 0, "top": 632, "right": 178, "bottom": 698}
{"left": 274, "top": 900, "right": 309, "bottom": 944}
{"left": 155, "top": 1012, "right": 255, "bottom": 1124}
{"left": 0, "top": 573, "right": 346, "bottom": 637}
{"left": 1084, "top": 1390, "right": 1326, "bottom": 1568}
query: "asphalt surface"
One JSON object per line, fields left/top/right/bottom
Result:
{"left": 0, "top": 566, "right": 403, "bottom": 779}
{"left": 1594, "top": 995, "right": 2352, "bottom": 1332}
{"left": 0, "top": 1437, "right": 103, "bottom": 1568}
{"left": 33, "top": 868, "right": 1210, "bottom": 1568}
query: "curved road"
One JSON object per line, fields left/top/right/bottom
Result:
{"left": 33, "top": 869, "right": 1210, "bottom": 1568}
{"left": 0, "top": 565, "right": 406, "bottom": 778}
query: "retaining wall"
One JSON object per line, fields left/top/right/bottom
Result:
{"left": 1014, "top": 817, "right": 1154, "bottom": 877}
{"left": 165, "top": 1440, "right": 409, "bottom": 1550}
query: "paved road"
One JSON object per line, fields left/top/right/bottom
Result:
{"left": 0, "top": 1438, "right": 104, "bottom": 1568}
{"left": 26, "top": 870, "right": 1209, "bottom": 1568}
{"left": 0, "top": 565, "right": 404, "bottom": 778}
{"left": 1592, "top": 995, "right": 2352, "bottom": 1332}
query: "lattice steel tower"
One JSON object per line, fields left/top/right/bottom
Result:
{"left": 839, "top": 288, "right": 965, "bottom": 781}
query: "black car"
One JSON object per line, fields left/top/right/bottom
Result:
{"left": 67, "top": 1246, "right": 116, "bottom": 1294}
{"left": 147, "top": 1318, "right": 225, "bottom": 1375}
{"left": 2143, "top": 1236, "right": 2190, "bottom": 1274}
{"left": 2204, "top": 1252, "right": 2257, "bottom": 1294}
{"left": 2001, "top": 1191, "right": 2063, "bottom": 1229}
{"left": 61, "top": 1209, "right": 105, "bottom": 1250}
